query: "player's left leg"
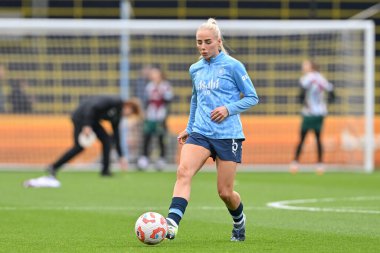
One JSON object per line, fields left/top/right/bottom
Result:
{"left": 216, "top": 158, "right": 246, "bottom": 241}
{"left": 137, "top": 131, "right": 152, "bottom": 170}
{"left": 314, "top": 128, "right": 324, "bottom": 175}
{"left": 291, "top": 128, "right": 308, "bottom": 174}
{"left": 156, "top": 133, "right": 166, "bottom": 170}
{"left": 92, "top": 123, "right": 112, "bottom": 176}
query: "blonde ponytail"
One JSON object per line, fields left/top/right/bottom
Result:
{"left": 198, "top": 18, "right": 228, "bottom": 55}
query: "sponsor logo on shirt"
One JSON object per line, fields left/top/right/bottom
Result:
{"left": 241, "top": 74, "right": 249, "bottom": 81}
{"left": 197, "top": 78, "right": 220, "bottom": 94}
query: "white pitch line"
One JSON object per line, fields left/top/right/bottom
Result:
{"left": 267, "top": 196, "right": 380, "bottom": 215}
{"left": 0, "top": 205, "right": 268, "bottom": 212}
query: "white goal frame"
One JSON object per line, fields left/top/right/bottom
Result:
{"left": 0, "top": 19, "right": 375, "bottom": 172}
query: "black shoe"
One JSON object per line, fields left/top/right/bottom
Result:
{"left": 231, "top": 214, "right": 246, "bottom": 242}
{"left": 46, "top": 166, "right": 56, "bottom": 177}
{"left": 101, "top": 171, "right": 113, "bottom": 177}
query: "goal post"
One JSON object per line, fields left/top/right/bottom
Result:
{"left": 0, "top": 19, "right": 375, "bottom": 172}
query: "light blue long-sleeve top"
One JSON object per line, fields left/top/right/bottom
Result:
{"left": 185, "top": 52, "right": 259, "bottom": 139}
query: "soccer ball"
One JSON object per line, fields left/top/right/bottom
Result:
{"left": 134, "top": 212, "right": 168, "bottom": 245}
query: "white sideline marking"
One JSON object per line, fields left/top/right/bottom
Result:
{"left": 267, "top": 196, "right": 380, "bottom": 215}
{"left": 0, "top": 205, "right": 267, "bottom": 212}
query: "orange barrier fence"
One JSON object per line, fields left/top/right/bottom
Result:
{"left": 0, "top": 115, "right": 379, "bottom": 167}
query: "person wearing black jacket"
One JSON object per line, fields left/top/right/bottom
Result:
{"left": 24, "top": 96, "right": 142, "bottom": 188}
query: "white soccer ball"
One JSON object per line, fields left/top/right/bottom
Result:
{"left": 78, "top": 131, "right": 96, "bottom": 148}
{"left": 134, "top": 212, "right": 168, "bottom": 245}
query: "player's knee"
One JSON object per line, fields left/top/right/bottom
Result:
{"left": 176, "top": 164, "right": 192, "bottom": 182}
{"left": 75, "top": 145, "right": 84, "bottom": 152}
{"left": 218, "top": 189, "right": 233, "bottom": 202}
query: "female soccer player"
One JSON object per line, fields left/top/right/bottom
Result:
{"left": 24, "top": 95, "right": 142, "bottom": 188}
{"left": 290, "top": 60, "right": 334, "bottom": 175}
{"left": 165, "top": 18, "right": 259, "bottom": 241}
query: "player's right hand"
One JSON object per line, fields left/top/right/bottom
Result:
{"left": 119, "top": 157, "right": 129, "bottom": 171}
{"left": 177, "top": 130, "right": 189, "bottom": 145}
{"left": 81, "top": 126, "right": 93, "bottom": 136}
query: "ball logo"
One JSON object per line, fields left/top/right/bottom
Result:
{"left": 150, "top": 227, "right": 166, "bottom": 239}
{"left": 160, "top": 216, "right": 166, "bottom": 225}
{"left": 142, "top": 212, "right": 156, "bottom": 224}
{"left": 137, "top": 226, "right": 146, "bottom": 242}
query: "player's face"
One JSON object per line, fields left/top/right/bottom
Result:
{"left": 196, "top": 29, "right": 221, "bottom": 60}
{"left": 302, "top": 60, "right": 312, "bottom": 73}
{"left": 123, "top": 104, "right": 133, "bottom": 117}
{"left": 149, "top": 68, "right": 162, "bottom": 84}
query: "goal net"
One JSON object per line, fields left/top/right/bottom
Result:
{"left": 0, "top": 19, "right": 374, "bottom": 172}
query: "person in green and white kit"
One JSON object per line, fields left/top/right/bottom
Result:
{"left": 290, "top": 59, "right": 335, "bottom": 175}
{"left": 137, "top": 67, "right": 173, "bottom": 170}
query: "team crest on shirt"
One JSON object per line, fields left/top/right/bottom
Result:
{"left": 218, "top": 67, "right": 225, "bottom": 75}
{"left": 107, "top": 108, "right": 117, "bottom": 117}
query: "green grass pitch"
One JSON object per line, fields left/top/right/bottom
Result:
{"left": 1, "top": 171, "right": 380, "bottom": 253}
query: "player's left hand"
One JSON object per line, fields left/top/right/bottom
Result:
{"left": 211, "top": 106, "right": 229, "bottom": 123}
{"left": 119, "top": 157, "right": 129, "bottom": 171}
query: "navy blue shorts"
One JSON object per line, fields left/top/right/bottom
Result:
{"left": 186, "top": 132, "right": 243, "bottom": 163}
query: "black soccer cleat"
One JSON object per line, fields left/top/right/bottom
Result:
{"left": 231, "top": 214, "right": 246, "bottom": 242}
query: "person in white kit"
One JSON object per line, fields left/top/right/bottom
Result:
{"left": 291, "top": 59, "right": 335, "bottom": 175}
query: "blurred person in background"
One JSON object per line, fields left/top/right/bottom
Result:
{"left": 290, "top": 59, "right": 335, "bottom": 175}
{"left": 24, "top": 95, "right": 142, "bottom": 188}
{"left": 120, "top": 98, "right": 144, "bottom": 164}
{"left": 9, "top": 80, "right": 34, "bottom": 114}
{"left": 0, "top": 65, "right": 6, "bottom": 112}
{"left": 135, "top": 65, "right": 152, "bottom": 103}
{"left": 137, "top": 67, "right": 173, "bottom": 171}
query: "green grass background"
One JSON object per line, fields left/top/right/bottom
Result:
{"left": 0, "top": 171, "right": 379, "bottom": 253}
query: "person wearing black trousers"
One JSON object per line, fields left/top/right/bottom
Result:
{"left": 290, "top": 60, "right": 334, "bottom": 175}
{"left": 24, "top": 96, "right": 142, "bottom": 188}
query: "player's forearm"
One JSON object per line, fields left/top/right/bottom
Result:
{"left": 185, "top": 95, "right": 197, "bottom": 133}
{"left": 225, "top": 95, "right": 259, "bottom": 116}
{"left": 113, "top": 124, "right": 123, "bottom": 157}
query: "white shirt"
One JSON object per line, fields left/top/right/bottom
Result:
{"left": 144, "top": 80, "right": 173, "bottom": 121}
{"left": 300, "top": 71, "right": 333, "bottom": 116}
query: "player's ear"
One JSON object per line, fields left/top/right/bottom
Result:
{"left": 217, "top": 38, "right": 222, "bottom": 50}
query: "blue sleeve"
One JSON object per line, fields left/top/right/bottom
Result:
{"left": 225, "top": 62, "right": 259, "bottom": 116}
{"left": 185, "top": 84, "right": 197, "bottom": 134}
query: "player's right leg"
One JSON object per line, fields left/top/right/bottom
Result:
{"left": 24, "top": 122, "right": 83, "bottom": 188}
{"left": 92, "top": 123, "right": 112, "bottom": 176}
{"left": 314, "top": 127, "right": 325, "bottom": 175}
{"left": 166, "top": 143, "right": 211, "bottom": 240}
